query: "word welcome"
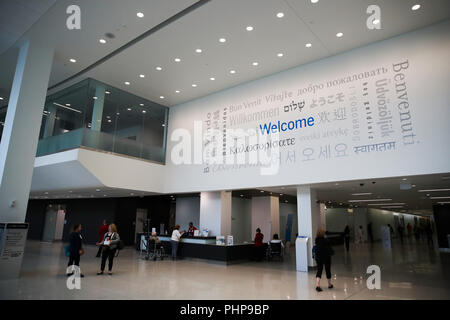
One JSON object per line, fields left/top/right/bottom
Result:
{"left": 259, "top": 117, "right": 315, "bottom": 135}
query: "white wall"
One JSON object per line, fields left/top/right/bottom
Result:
{"left": 165, "top": 21, "right": 450, "bottom": 193}
{"left": 325, "top": 208, "right": 354, "bottom": 235}
{"left": 231, "top": 197, "right": 252, "bottom": 244}
{"left": 367, "top": 208, "right": 396, "bottom": 241}
{"left": 199, "top": 191, "right": 231, "bottom": 236}
{"left": 251, "top": 197, "right": 271, "bottom": 242}
{"left": 175, "top": 197, "right": 200, "bottom": 231}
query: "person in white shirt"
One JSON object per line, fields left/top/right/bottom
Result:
{"left": 171, "top": 225, "right": 185, "bottom": 260}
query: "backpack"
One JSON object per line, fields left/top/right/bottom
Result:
{"left": 64, "top": 244, "right": 71, "bottom": 257}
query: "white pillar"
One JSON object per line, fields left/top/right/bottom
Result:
{"left": 199, "top": 191, "right": 231, "bottom": 237}
{"left": 251, "top": 196, "right": 279, "bottom": 241}
{"left": 91, "top": 84, "right": 106, "bottom": 131}
{"left": 0, "top": 39, "right": 54, "bottom": 222}
{"left": 297, "top": 186, "right": 320, "bottom": 267}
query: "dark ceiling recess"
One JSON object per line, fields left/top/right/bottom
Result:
{"left": 231, "top": 189, "right": 297, "bottom": 204}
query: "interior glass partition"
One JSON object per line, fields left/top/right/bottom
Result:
{"left": 36, "top": 78, "right": 168, "bottom": 163}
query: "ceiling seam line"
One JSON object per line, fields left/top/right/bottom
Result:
{"left": 282, "top": 0, "right": 332, "bottom": 54}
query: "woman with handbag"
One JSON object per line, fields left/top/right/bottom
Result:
{"left": 67, "top": 224, "right": 84, "bottom": 278}
{"left": 314, "top": 228, "right": 334, "bottom": 292}
{"left": 97, "top": 224, "right": 120, "bottom": 275}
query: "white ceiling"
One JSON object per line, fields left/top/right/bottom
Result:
{"left": 258, "top": 173, "right": 450, "bottom": 215}
{"left": 0, "top": 0, "right": 57, "bottom": 55}
{"left": 0, "top": 0, "right": 449, "bottom": 106}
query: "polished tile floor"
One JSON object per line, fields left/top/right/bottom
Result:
{"left": 0, "top": 238, "right": 449, "bottom": 300}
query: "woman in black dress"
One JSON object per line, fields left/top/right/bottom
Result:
{"left": 314, "top": 228, "right": 334, "bottom": 292}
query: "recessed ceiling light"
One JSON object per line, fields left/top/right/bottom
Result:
{"left": 162, "top": 124, "right": 165, "bottom": 127}
{"left": 160, "top": 96, "right": 165, "bottom": 99}
{"left": 418, "top": 188, "right": 450, "bottom": 192}
{"left": 139, "top": 74, "right": 145, "bottom": 78}
{"left": 411, "top": 4, "right": 421, "bottom": 11}
{"left": 127, "top": 108, "right": 132, "bottom": 111}
{"left": 69, "top": 58, "right": 76, "bottom": 63}
{"left": 107, "top": 119, "right": 112, "bottom": 123}
{"left": 137, "top": 12, "right": 144, "bottom": 18}
{"left": 229, "top": 70, "right": 236, "bottom": 74}
{"left": 99, "top": 39, "right": 106, "bottom": 44}
{"left": 210, "top": 77, "right": 215, "bottom": 81}
{"left": 142, "top": 110, "right": 147, "bottom": 113}
{"left": 174, "top": 58, "right": 181, "bottom": 62}
{"left": 66, "top": 103, "right": 71, "bottom": 106}
{"left": 336, "top": 32, "right": 344, "bottom": 38}
{"left": 96, "top": 189, "right": 101, "bottom": 192}
{"left": 0, "top": 97, "right": 3, "bottom": 100}
{"left": 156, "top": 66, "right": 162, "bottom": 71}
{"left": 124, "top": 81, "right": 130, "bottom": 85}
{"left": 93, "top": 96, "right": 98, "bottom": 100}
{"left": 105, "top": 91, "right": 110, "bottom": 94}
{"left": 276, "top": 12, "right": 284, "bottom": 18}
{"left": 252, "top": 62, "right": 259, "bottom": 66}
{"left": 116, "top": 112, "right": 120, "bottom": 115}
{"left": 305, "top": 43, "right": 312, "bottom": 48}
{"left": 192, "top": 84, "right": 197, "bottom": 87}
{"left": 219, "top": 38, "right": 226, "bottom": 43}
{"left": 277, "top": 53, "right": 284, "bottom": 57}
{"left": 195, "top": 48, "right": 202, "bottom": 53}
{"left": 175, "top": 90, "right": 180, "bottom": 93}
{"left": 139, "top": 103, "right": 144, "bottom": 106}
{"left": 348, "top": 198, "right": 392, "bottom": 203}
{"left": 246, "top": 26, "right": 254, "bottom": 31}
{"left": 311, "top": 0, "right": 319, "bottom": 3}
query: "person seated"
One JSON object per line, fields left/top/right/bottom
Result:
{"left": 187, "top": 222, "right": 198, "bottom": 236}
{"left": 150, "top": 231, "right": 160, "bottom": 243}
{"left": 270, "top": 234, "right": 285, "bottom": 248}
{"left": 269, "top": 234, "right": 284, "bottom": 257}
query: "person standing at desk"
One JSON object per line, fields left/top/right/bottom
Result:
{"left": 254, "top": 228, "right": 264, "bottom": 261}
{"left": 171, "top": 225, "right": 185, "bottom": 260}
{"left": 187, "top": 222, "right": 197, "bottom": 236}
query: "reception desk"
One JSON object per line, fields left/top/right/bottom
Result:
{"left": 138, "top": 233, "right": 254, "bottom": 265}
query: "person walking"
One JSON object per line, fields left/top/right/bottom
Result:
{"left": 96, "top": 220, "right": 109, "bottom": 258}
{"left": 171, "top": 225, "right": 185, "bottom": 260}
{"left": 343, "top": 225, "right": 350, "bottom": 252}
{"left": 67, "top": 224, "right": 84, "bottom": 277}
{"left": 314, "top": 228, "right": 334, "bottom": 292}
{"left": 97, "top": 224, "right": 120, "bottom": 275}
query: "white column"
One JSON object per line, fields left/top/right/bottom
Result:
{"left": 199, "top": 191, "right": 231, "bottom": 236}
{"left": 251, "top": 196, "right": 280, "bottom": 241}
{"left": 0, "top": 39, "right": 54, "bottom": 222}
{"left": 91, "top": 84, "right": 106, "bottom": 131}
{"left": 297, "top": 186, "right": 320, "bottom": 267}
